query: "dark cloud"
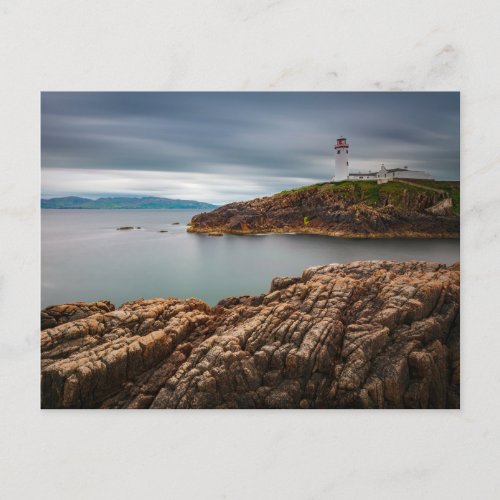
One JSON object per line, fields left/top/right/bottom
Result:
{"left": 41, "top": 92, "right": 459, "bottom": 202}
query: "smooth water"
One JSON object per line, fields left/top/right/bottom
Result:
{"left": 41, "top": 209, "right": 460, "bottom": 308}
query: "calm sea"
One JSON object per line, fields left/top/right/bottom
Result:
{"left": 41, "top": 209, "right": 460, "bottom": 308}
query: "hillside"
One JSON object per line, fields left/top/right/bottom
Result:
{"left": 41, "top": 196, "right": 217, "bottom": 210}
{"left": 40, "top": 260, "right": 460, "bottom": 409}
{"left": 188, "top": 180, "right": 460, "bottom": 238}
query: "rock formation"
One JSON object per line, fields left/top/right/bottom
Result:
{"left": 41, "top": 301, "right": 115, "bottom": 330}
{"left": 40, "top": 261, "right": 459, "bottom": 409}
{"left": 188, "top": 181, "right": 460, "bottom": 238}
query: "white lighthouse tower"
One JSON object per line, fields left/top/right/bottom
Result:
{"left": 333, "top": 136, "right": 349, "bottom": 181}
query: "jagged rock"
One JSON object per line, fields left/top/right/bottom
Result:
{"left": 426, "top": 198, "right": 453, "bottom": 216}
{"left": 40, "top": 261, "right": 460, "bottom": 409}
{"left": 188, "top": 181, "right": 459, "bottom": 238}
{"left": 269, "top": 276, "right": 301, "bottom": 292}
{"left": 41, "top": 301, "right": 115, "bottom": 330}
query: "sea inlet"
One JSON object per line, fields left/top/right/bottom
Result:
{"left": 42, "top": 209, "right": 459, "bottom": 308}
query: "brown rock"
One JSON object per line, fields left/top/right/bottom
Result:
{"left": 41, "top": 261, "right": 459, "bottom": 409}
{"left": 187, "top": 182, "right": 459, "bottom": 238}
{"left": 41, "top": 300, "right": 115, "bottom": 330}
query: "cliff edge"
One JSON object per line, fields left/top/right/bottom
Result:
{"left": 41, "top": 260, "right": 460, "bottom": 409}
{"left": 188, "top": 180, "right": 460, "bottom": 238}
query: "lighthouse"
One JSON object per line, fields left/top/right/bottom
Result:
{"left": 334, "top": 136, "right": 349, "bottom": 181}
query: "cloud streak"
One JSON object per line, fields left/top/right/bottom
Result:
{"left": 41, "top": 92, "right": 460, "bottom": 203}
{"left": 41, "top": 168, "right": 317, "bottom": 205}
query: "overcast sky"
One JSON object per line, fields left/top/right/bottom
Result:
{"left": 41, "top": 92, "right": 460, "bottom": 204}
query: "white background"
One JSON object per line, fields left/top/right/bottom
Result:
{"left": 1, "top": 1, "right": 500, "bottom": 498}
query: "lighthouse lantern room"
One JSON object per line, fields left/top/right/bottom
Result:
{"left": 334, "top": 136, "right": 349, "bottom": 181}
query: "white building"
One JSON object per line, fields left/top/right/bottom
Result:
{"left": 373, "top": 164, "right": 433, "bottom": 183}
{"left": 333, "top": 136, "right": 349, "bottom": 181}
{"left": 332, "top": 136, "right": 433, "bottom": 182}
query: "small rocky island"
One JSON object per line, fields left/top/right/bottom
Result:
{"left": 41, "top": 260, "right": 459, "bottom": 409}
{"left": 188, "top": 180, "right": 460, "bottom": 238}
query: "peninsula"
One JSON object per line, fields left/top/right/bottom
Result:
{"left": 188, "top": 180, "right": 460, "bottom": 238}
{"left": 41, "top": 196, "right": 217, "bottom": 210}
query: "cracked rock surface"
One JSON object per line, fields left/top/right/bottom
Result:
{"left": 41, "top": 260, "right": 459, "bottom": 409}
{"left": 41, "top": 301, "right": 115, "bottom": 330}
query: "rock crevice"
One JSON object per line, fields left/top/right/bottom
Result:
{"left": 41, "top": 261, "right": 460, "bottom": 409}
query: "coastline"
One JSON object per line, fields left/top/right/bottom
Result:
{"left": 187, "top": 180, "right": 460, "bottom": 239}
{"left": 187, "top": 225, "right": 460, "bottom": 239}
{"left": 41, "top": 259, "right": 460, "bottom": 409}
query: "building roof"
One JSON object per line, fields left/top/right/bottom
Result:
{"left": 349, "top": 171, "right": 377, "bottom": 177}
{"left": 348, "top": 167, "right": 427, "bottom": 178}
{"left": 351, "top": 167, "right": 421, "bottom": 175}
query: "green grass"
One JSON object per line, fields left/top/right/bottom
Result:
{"left": 275, "top": 179, "right": 460, "bottom": 214}
{"left": 408, "top": 180, "right": 460, "bottom": 214}
{"left": 276, "top": 183, "right": 325, "bottom": 197}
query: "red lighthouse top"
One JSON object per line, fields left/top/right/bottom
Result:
{"left": 334, "top": 136, "right": 349, "bottom": 149}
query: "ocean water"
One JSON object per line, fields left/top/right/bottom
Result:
{"left": 41, "top": 209, "right": 460, "bottom": 308}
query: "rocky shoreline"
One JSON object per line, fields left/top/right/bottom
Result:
{"left": 188, "top": 181, "right": 460, "bottom": 238}
{"left": 41, "top": 260, "right": 460, "bottom": 409}
{"left": 188, "top": 226, "right": 458, "bottom": 239}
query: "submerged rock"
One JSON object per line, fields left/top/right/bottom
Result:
{"left": 40, "top": 260, "right": 460, "bottom": 409}
{"left": 207, "top": 232, "right": 223, "bottom": 237}
{"left": 116, "top": 226, "right": 141, "bottom": 231}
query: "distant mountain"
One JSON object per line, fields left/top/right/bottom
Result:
{"left": 41, "top": 196, "right": 217, "bottom": 210}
